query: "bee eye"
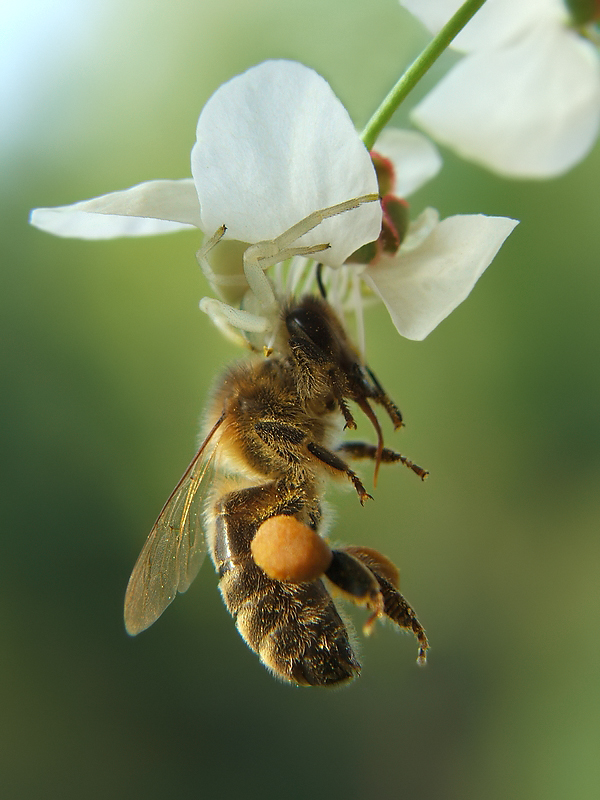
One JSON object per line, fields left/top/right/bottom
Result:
{"left": 286, "top": 308, "right": 333, "bottom": 352}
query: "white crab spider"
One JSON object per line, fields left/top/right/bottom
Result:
{"left": 197, "top": 193, "right": 380, "bottom": 346}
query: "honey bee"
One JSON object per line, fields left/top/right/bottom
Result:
{"left": 124, "top": 293, "right": 429, "bottom": 686}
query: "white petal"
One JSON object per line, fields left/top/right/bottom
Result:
{"left": 411, "top": 22, "right": 600, "bottom": 178}
{"left": 373, "top": 129, "right": 442, "bottom": 197}
{"left": 363, "top": 214, "right": 518, "bottom": 340}
{"left": 30, "top": 179, "right": 201, "bottom": 239}
{"left": 399, "top": 0, "right": 563, "bottom": 52}
{"left": 401, "top": 207, "right": 440, "bottom": 251}
{"left": 192, "top": 60, "right": 381, "bottom": 267}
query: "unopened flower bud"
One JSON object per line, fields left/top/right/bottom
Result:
{"left": 564, "top": 0, "right": 600, "bottom": 26}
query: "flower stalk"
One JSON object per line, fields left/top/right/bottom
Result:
{"left": 361, "top": 0, "right": 488, "bottom": 150}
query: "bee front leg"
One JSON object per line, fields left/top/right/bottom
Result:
{"left": 286, "top": 332, "right": 358, "bottom": 429}
{"left": 362, "top": 365, "right": 404, "bottom": 430}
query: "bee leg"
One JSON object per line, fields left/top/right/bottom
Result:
{"left": 337, "top": 442, "right": 429, "bottom": 481}
{"left": 374, "top": 574, "right": 429, "bottom": 665}
{"left": 325, "top": 549, "right": 384, "bottom": 615}
{"left": 306, "top": 441, "right": 372, "bottom": 505}
{"left": 363, "top": 365, "right": 404, "bottom": 430}
{"left": 334, "top": 391, "right": 358, "bottom": 431}
{"left": 285, "top": 334, "right": 358, "bottom": 430}
{"left": 342, "top": 545, "right": 429, "bottom": 665}
{"left": 211, "top": 484, "right": 361, "bottom": 687}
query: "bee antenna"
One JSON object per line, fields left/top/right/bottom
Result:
{"left": 315, "top": 263, "right": 327, "bottom": 299}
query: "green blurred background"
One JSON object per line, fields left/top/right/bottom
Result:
{"left": 2, "top": 1, "right": 599, "bottom": 798}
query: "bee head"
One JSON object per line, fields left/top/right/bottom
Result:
{"left": 284, "top": 296, "right": 340, "bottom": 359}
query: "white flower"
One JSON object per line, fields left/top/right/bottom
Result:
{"left": 30, "top": 60, "right": 381, "bottom": 266}
{"left": 318, "top": 127, "right": 518, "bottom": 343}
{"left": 399, "top": 0, "right": 600, "bottom": 178}
{"left": 30, "top": 59, "right": 517, "bottom": 348}
{"left": 361, "top": 208, "right": 518, "bottom": 340}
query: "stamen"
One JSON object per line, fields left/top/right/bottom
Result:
{"left": 351, "top": 269, "right": 366, "bottom": 359}
{"left": 286, "top": 255, "right": 308, "bottom": 296}
{"left": 298, "top": 261, "right": 319, "bottom": 297}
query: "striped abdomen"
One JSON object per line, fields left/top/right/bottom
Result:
{"left": 209, "top": 487, "right": 360, "bottom": 686}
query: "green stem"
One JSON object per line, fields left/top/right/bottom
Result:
{"left": 361, "top": 0, "right": 488, "bottom": 150}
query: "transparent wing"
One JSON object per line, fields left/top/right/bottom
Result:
{"left": 124, "top": 414, "right": 224, "bottom": 635}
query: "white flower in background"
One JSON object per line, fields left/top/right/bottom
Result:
{"left": 30, "top": 59, "right": 517, "bottom": 348}
{"left": 399, "top": 0, "right": 600, "bottom": 178}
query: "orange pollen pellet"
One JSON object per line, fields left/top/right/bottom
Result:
{"left": 251, "top": 515, "right": 333, "bottom": 583}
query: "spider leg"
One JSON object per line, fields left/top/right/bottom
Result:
{"left": 199, "top": 297, "right": 269, "bottom": 339}
{"left": 199, "top": 193, "right": 380, "bottom": 336}
{"left": 271, "top": 193, "right": 380, "bottom": 251}
{"left": 242, "top": 193, "right": 380, "bottom": 314}
{"left": 243, "top": 243, "right": 331, "bottom": 314}
{"left": 196, "top": 225, "right": 231, "bottom": 290}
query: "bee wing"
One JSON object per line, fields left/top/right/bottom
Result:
{"left": 124, "top": 414, "right": 224, "bottom": 636}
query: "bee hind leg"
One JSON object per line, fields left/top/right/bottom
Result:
{"left": 326, "top": 545, "right": 429, "bottom": 665}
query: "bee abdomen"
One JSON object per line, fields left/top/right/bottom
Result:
{"left": 219, "top": 560, "right": 360, "bottom": 686}
{"left": 211, "top": 487, "right": 360, "bottom": 686}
